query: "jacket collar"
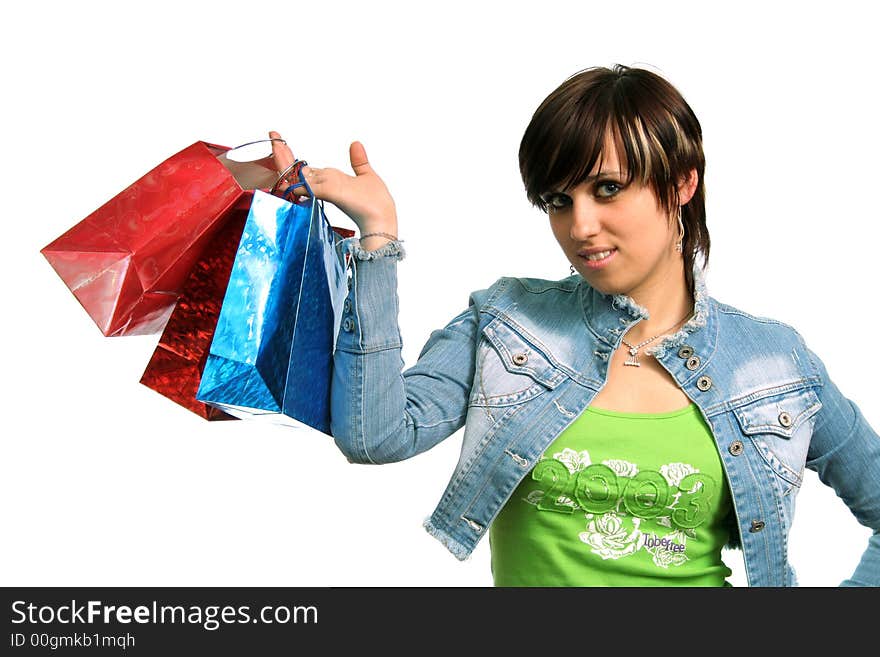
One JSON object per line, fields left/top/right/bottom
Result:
{"left": 578, "top": 260, "right": 714, "bottom": 361}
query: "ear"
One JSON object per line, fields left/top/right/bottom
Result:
{"left": 677, "top": 168, "right": 699, "bottom": 206}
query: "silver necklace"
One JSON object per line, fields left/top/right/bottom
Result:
{"left": 621, "top": 310, "right": 692, "bottom": 367}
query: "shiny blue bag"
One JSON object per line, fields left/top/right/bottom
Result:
{"left": 196, "top": 186, "right": 351, "bottom": 434}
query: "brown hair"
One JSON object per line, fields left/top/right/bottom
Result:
{"left": 518, "top": 64, "right": 709, "bottom": 294}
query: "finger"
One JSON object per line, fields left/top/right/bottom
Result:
{"left": 300, "top": 166, "right": 322, "bottom": 183}
{"left": 269, "top": 130, "right": 295, "bottom": 170}
{"left": 281, "top": 166, "right": 322, "bottom": 200}
{"left": 298, "top": 166, "right": 321, "bottom": 193}
{"left": 349, "top": 141, "right": 373, "bottom": 176}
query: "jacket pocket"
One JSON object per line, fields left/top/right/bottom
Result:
{"left": 468, "top": 315, "right": 566, "bottom": 407}
{"left": 732, "top": 386, "right": 822, "bottom": 487}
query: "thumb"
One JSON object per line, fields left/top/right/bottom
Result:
{"left": 349, "top": 141, "right": 373, "bottom": 176}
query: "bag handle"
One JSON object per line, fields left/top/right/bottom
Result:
{"left": 274, "top": 163, "right": 339, "bottom": 249}
{"left": 273, "top": 159, "right": 312, "bottom": 198}
{"left": 226, "top": 137, "right": 288, "bottom": 161}
{"left": 269, "top": 155, "right": 348, "bottom": 254}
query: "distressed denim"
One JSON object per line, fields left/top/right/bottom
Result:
{"left": 330, "top": 237, "right": 880, "bottom": 587}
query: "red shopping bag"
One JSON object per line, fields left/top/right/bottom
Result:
{"left": 138, "top": 194, "right": 251, "bottom": 420}
{"left": 139, "top": 191, "right": 356, "bottom": 421}
{"left": 41, "top": 141, "right": 280, "bottom": 336}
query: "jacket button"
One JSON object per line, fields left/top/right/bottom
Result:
{"left": 685, "top": 355, "right": 701, "bottom": 370}
{"left": 778, "top": 411, "right": 792, "bottom": 427}
{"left": 729, "top": 440, "right": 744, "bottom": 456}
{"left": 343, "top": 298, "right": 352, "bottom": 313}
{"left": 512, "top": 352, "right": 528, "bottom": 366}
{"left": 696, "top": 375, "right": 712, "bottom": 391}
{"left": 750, "top": 519, "right": 766, "bottom": 532}
{"left": 342, "top": 317, "right": 354, "bottom": 332}
{"left": 678, "top": 345, "right": 694, "bottom": 358}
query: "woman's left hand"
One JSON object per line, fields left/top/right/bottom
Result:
{"left": 264, "top": 130, "right": 398, "bottom": 233}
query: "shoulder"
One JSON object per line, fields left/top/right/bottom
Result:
{"left": 508, "top": 274, "right": 581, "bottom": 294}
{"left": 471, "top": 274, "right": 580, "bottom": 312}
{"left": 713, "top": 297, "right": 804, "bottom": 339}
{"left": 711, "top": 296, "right": 821, "bottom": 378}
{"left": 481, "top": 274, "right": 580, "bottom": 297}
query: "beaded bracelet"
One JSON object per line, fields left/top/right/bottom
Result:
{"left": 359, "top": 231, "right": 400, "bottom": 242}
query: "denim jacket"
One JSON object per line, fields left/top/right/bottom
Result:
{"left": 330, "top": 238, "right": 880, "bottom": 587}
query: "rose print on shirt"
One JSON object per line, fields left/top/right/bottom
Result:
{"left": 522, "top": 489, "right": 578, "bottom": 508}
{"left": 553, "top": 447, "right": 591, "bottom": 474}
{"left": 653, "top": 550, "right": 689, "bottom": 568}
{"left": 649, "top": 542, "right": 690, "bottom": 568}
{"left": 660, "top": 462, "right": 697, "bottom": 487}
{"left": 578, "top": 512, "right": 645, "bottom": 560}
{"left": 602, "top": 459, "right": 639, "bottom": 478}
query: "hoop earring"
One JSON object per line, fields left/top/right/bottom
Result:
{"left": 570, "top": 264, "right": 576, "bottom": 275}
{"left": 675, "top": 206, "right": 684, "bottom": 253}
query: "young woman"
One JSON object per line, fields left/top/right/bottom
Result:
{"left": 268, "top": 64, "right": 880, "bottom": 587}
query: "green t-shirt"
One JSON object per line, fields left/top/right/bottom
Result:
{"left": 489, "top": 403, "right": 734, "bottom": 586}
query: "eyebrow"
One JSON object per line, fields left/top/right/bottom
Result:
{"left": 549, "top": 171, "right": 626, "bottom": 195}
{"left": 586, "top": 170, "right": 625, "bottom": 179}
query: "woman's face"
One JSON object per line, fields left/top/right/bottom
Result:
{"left": 545, "top": 133, "right": 696, "bottom": 299}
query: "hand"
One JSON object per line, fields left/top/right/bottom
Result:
{"left": 268, "top": 131, "right": 398, "bottom": 235}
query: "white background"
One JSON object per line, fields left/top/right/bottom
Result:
{"left": 2, "top": 0, "right": 877, "bottom": 587}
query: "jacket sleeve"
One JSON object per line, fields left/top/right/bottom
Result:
{"left": 330, "top": 236, "right": 502, "bottom": 465}
{"left": 798, "top": 333, "right": 880, "bottom": 586}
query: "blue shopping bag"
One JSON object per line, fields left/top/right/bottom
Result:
{"left": 196, "top": 186, "right": 351, "bottom": 434}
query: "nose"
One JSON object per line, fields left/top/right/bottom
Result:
{"left": 569, "top": 197, "right": 603, "bottom": 241}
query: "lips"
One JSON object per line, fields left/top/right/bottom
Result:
{"left": 577, "top": 246, "right": 616, "bottom": 257}
{"left": 576, "top": 247, "right": 618, "bottom": 270}
{"left": 581, "top": 249, "right": 615, "bottom": 261}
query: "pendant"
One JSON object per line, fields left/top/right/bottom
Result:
{"left": 624, "top": 346, "right": 641, "bottom": 367}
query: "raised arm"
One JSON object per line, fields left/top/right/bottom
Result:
{"left": 266, "top": 131, "right": 499, "bottom": 464}
{"left": 330, "top": 239, "right": 501, "bottom": 463}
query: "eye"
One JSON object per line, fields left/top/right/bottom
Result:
{"left": 596, "top": 181, "right": 622, "bottom": 197}
{"left": 540, "top": 193, "right": 571, "bottom": 211}
{"left": 541, "top": 181, "right": 624, "bottom": 212}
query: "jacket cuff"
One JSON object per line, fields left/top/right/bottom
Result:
{"left": 336, "top": 237, "right": 406, "bottom": 352}
{"left": 345, "top": 236, "right": 406, "bottom": 262}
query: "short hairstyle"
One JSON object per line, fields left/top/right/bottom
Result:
{"left": 518, "top": 64, "right": 709, "bottom": 294}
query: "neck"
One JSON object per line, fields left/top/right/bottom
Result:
{"left": 624, "top": 258, "right": 694, "bottom": 343}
